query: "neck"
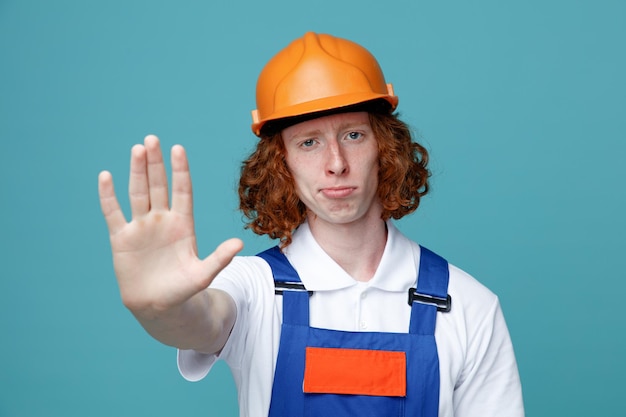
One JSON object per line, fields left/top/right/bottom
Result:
{"left": 307, "top": 213, "right": 388, "bottom": 282}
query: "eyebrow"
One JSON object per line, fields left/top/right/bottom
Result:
{"left": 337, "top": 121, "right": 369, "bottom": 131}
{"left": 286, "top": 121, "right": 370, "bottom": 142}
{"left": 287, "top": 128, "right": 322, "bottom": 141}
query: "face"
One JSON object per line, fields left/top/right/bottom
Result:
{"left": 282, "top": 111, "right": 381, "bottom": 227}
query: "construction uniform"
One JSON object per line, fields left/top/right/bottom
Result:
{"left": 178, "top": 221, "right": 524, "bottom": 417}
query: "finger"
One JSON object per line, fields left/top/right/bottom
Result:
{"left": 98, "top": 171, "right": 128, "bottom": 235}
{"left": 128, "top": 144, "right": 150, "bottom": 217}
{"left": 171, "top": 144, "right": 193, "bottom": 216}
{"left": 144, "top": 135, "right": 169, "bottom": 210}
{"left": 197, "top": 238, "right": 244, "bottom": 287}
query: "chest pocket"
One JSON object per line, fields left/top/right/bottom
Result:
{"left": 304, "top": 347, "right": 406, "bottom": 397}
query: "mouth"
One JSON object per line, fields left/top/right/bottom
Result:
{"left": 320, "top": 187, "right": 356, "bottom": 198}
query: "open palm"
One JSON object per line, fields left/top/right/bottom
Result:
{"left": 98, "top": 135, "right": 242, "bottom": 318}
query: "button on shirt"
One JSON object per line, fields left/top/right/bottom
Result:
{"left": 177, "top": 221, "right": 525, "bottom": 417}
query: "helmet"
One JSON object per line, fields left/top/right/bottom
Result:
{"left": 251, "top": 32, "right": 398, "bottom": 136}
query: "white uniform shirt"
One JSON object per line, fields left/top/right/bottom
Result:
{"left": 178, "top": 221, "right": 524, "bottom": 417}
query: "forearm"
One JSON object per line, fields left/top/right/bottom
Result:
{"left": 130, "top": 288, "right": 236, "bottom": 355}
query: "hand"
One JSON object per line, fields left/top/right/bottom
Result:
{"left": 98, "top": 135, "right": 243, "bottom": 319}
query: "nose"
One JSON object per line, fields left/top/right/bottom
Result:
{"left": 326, "top": 141, "right": 348, "bottom": 175}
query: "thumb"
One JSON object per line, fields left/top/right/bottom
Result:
{"left": 198, "top": 238, "right": 244, "bottom": 285}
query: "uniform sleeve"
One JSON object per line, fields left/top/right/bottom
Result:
{"left": 176, "top": 256, "right": 276, "bottom": 383}
{"left": 453, "top": 297, "right": 525, "bottom": 417}
{"left": 176, "top": 283, "right": 247, "bottom": 382}
{"left": 176, "top": 257, "right": 256, "bottom": 382}
{"left": 177, "top": 349, "right": 218, "bottom": 382}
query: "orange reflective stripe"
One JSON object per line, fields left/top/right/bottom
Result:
{"left": 303, "top": 347, "right": 406, "bottom": 397}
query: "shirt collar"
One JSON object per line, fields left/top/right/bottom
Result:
{"left": 283, "top": 220, "right": 418, "bottom": 292}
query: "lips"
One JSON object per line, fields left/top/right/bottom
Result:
{"left": 320, "top": 187, "right": 356, "bottom": 198}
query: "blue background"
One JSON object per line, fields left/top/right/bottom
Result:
{"left": 1, "top": 0, "right": 624, "bottom": 416}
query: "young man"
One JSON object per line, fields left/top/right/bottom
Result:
{"left": 98, "top": 32, "right": 524, "bottom": 416}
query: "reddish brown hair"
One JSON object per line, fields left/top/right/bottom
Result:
{"left": 238, "top": 112, "right": 430, "bottom": 246}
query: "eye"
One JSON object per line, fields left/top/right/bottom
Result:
{"left": 301, "top": 138, "right": 316, "bottom": 148}
{"left": 346, "top": 131, "right": 363, "bottom": 140}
